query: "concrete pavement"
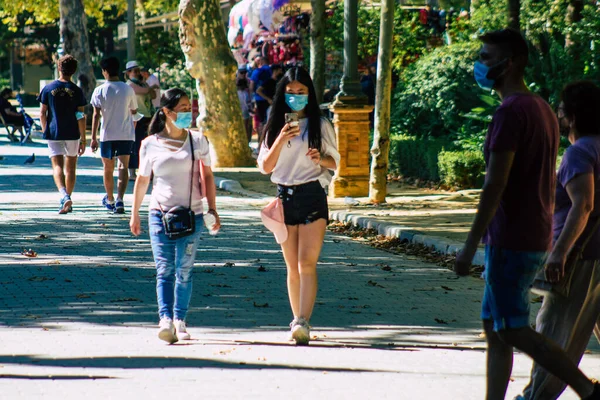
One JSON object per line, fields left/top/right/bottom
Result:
{"left": 0, "top": 138, "right": 598, "bottom": 399}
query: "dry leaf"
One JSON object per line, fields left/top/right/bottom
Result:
{"left": 21, "top": 249, "right": 38, "bottom": 258}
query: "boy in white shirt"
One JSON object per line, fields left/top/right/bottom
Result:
{"left": 90, "top": 57, "right": 138, "bottom": 214}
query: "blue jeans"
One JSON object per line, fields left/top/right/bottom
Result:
{"left": 149, "top": 210, "right": 203, "bottom": 320}
{"left": 481, "top": 245, "right": 547, "bottom": 332}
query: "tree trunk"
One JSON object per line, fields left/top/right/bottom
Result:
{"left": 179, "top": 0, "right": 254, "bottom": 167}
{"left": 507, "top": 0, "right": 520, "bottom": 31}
{"left": 59, "top": 0, "right": 96, "bottom": 102}
{"left": 368, "top": 0, "right": 394, "bottom": 204}
{"left": 565, "top": 0, "right": 584, "bottom": 48}
{"left": 310, "top": 0, "right": 326, "bottom": 104}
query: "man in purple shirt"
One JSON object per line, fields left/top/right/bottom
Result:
{"left": 455, "top": 29, "right": 599, "bottom": 399}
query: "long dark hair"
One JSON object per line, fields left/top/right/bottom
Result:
{"left": 261, "top": 66, "right": 322, "bottom": 151}
{"left": 148, "top": 88, "right": 188, "bottom": 135}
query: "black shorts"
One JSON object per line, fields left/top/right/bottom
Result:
{"left": 278, "top": 180, "right": 329, "bottom": 226}
{"left": 100, "top": 140, "right": 134, "bottom": 159}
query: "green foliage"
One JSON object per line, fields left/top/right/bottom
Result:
{"left": 438, "top": 149, "right": 486, "bottom": 189}
{"left": 391, "top": 42, "right": 483, "bottom": 139}
{"left": 388, "top": 133, "right": 454, "bottom": 181}
{"left": 137, "top": 28, "right": 184, "bottom": 70}
{"left": 325, "top": 2, "right": 428, "bottom": 72}
{"left": 469, "top": 0, "right": 507, "bottom": 33}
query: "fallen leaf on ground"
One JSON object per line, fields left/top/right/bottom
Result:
{"left": 110, "top": 297, "right": 141, "bottom": 302}
{"left": 257, "top": 266, "right": 267, "bottom": 272}
{"left": 36, "top": 234, "right": 48, "bottom": 240}
{"left": 434, "top": 318, "right": 448, "bottom": 325}
{"left": 28, "top": 276, "right": 54, "bottom": 282}
{"left": 253, "top": 302, "right": 269, "bottom": 308}
{"left": 367, "top": 280, "right": 385, "bottom": 288}
{"left": 381, "top": 266, "right": 392, "bottom": 271}
{"left": 76, "top": 293, "right": 91, "bottom": 299}
{"left": 122, "top": 267, "right": 130, "bottom": 272}
{"left": 441, "top": 285, "right": 454, "bottom": 291}
{"left": 202, "top": 268, "right": 214, "bottom": 273}
{"left": 223, "top": 262, "right": 235, "bottom": 267}
{"left": 21, "top": 249, "right": 38, "bottom": 258}
{"left": 47, "top": 260, "right": 61, "bottom": 265}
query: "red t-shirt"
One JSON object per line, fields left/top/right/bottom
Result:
{"left": 483, "top": 93, "right": 559, "bottom": 252}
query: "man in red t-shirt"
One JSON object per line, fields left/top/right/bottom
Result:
{"left": 455, "top": 29, "right": 600, "bottom": 399}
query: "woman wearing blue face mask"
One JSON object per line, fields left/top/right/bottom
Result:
{"left": 258, "top": 67, "right": 340, "bottom": 345}
{"left": 130, "top": 88, "right": 220, "bottom": 344}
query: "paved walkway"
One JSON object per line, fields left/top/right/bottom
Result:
{"left": 0, "top": 138, "right": 598, "bottom": 399}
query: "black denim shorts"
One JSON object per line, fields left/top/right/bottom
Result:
{"left": 277, "top": 180, "right": 329, "bottom": 226}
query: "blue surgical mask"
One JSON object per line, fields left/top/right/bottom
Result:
{"left": 474, "top": 59, "right": 507, "bottom": 91}
{"left": 173, "top": 111, "right": 192, "bottom": 129}
{"left": 75, "top": 111, "right": 85, "bottom": 120}
{"left": 285, "top": 93, "right": 309, "bottom": 112}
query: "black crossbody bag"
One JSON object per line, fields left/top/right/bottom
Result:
{"left": 157, "top": 133, "right": 196, "bottom": 240}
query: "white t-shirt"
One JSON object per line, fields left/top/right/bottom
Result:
{"left": 139, "top": 131, "right": 211, "bottom": 214}
{"left": 91, "top": 81, "right": 138, "bottom": 142}
{"left": 145, "top": 74, "right": 161, "bottom": 109}
{"left": 257, "top": 117, "right": 340, "bottom": 187}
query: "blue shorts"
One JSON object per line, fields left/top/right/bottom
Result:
{"left": 481, "top": 245, "right": 546, "bottom": 332}
{"left": 100, "top": 140, "right": 134, "bottom": 159}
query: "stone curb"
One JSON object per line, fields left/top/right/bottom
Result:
{"left": 214, "top": 175, "right": 484, "bottom": 266}
{"left": 330, "top": 210, "right": 485, "bottom": 266}
{"left": 214, "top": 177, "right": 262, "bottom": 198}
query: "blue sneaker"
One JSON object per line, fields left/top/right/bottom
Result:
{"left": 59, "top": 195, "right": 72, "bottom": 215}
{"left": 102, "top": 195, "right": 115, "bottom": 212}
{"left": 114, "top": 199, "right": 125, "bottom": 214}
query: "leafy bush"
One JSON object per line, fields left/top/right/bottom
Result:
{"left": 391, "top": 42, "right": 484, "bottom": 139}
{"left": 438, "top": 149, "right": 485, "bottom": 189}
{"left": 389, "top": 133, "right": 454, "bottom": 181}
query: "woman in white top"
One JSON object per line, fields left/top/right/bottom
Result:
{"left": 257, "top": 67, "right": 340, "bottom": 345}
{"left": 129, "top": 88, "right": 221, "bottom": 344}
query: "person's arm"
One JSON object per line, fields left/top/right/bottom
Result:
{"left": 91, "top": 107, "right": 102, "bottom": 152}
{"left": 546, "top": 173, "right": 594, "bottom": 282}
{"left": 39, "top": 104, "right": 48, "bottom": 132}
{"left": 455, "top": 151, "right": 515, "bottom": 275}
{"left": 130, "top": 175, "right": 151, "bottom": 236}
{"left": 4, "top": 107, "right": 21, "bottom": 117}
{"left": 202, "top": 164, "right": 221, "bottom": 231}
{"left": 256, "top": 86, "right": 272, "bottom": 104}
{"left": 129, "top": 82, "right": 153, "bottom": 95}
{"left": 259, "top": 123, "right": 301, "bottom": 174}
{"left": 77, "top": 106, "right": 86, "bottom": 156}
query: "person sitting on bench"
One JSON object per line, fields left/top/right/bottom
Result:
{"left": 0, "top": 88, "right": 25, "bottom": 142}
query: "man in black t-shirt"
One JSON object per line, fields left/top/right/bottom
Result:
{"left": 37, "top": 54, "right": 87, "bottom": 214}
{"left": 255, "top": 64, "right": 283, "bottom": 113}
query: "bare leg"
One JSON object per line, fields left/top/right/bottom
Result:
{"left": 50, "top": 155, "right": 66, "bottom": 192}
{"left": 280, "top": 226, "right": 300, "bottom": 318}
{"left": 297, "top": 219, "right": 327, "bottom": 320}
{"left": 116, "top": 155, "right": 130, "bottom": 199}
{"left": 102, "top": 157, "right": 115, "bottom": 201}
{"left": 64, "top": 156, "right": 78, "bottom": 196}
{"left": 484, "top": 319, "right": 514, "bottom": 400}
{"left": 499, "top": 326, "right": 595, "bottom": 398}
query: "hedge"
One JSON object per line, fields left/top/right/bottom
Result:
{"left": 389, "top": 134, "right": 453, "bottom": 181}
{"left": 438, "top": 150, "right": 486, "bottom": 189}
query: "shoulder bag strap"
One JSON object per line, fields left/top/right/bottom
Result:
{"left": 188, "top": 130, "right": 195, "bottom": 209}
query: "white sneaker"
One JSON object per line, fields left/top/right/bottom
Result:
{"left": 291, "top": 317, "right": 310, "bottom": 346}
{"left": 174, "top": 319, "right": 191, "bottom": 340}
{"left": 158, "top": 317, "right": 178, "bottom": 344}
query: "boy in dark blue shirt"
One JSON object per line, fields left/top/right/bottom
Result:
{"left": 38, "top": 54, "right": 87, "bottom": 214}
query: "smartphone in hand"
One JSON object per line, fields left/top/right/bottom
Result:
{"left": 285, "top": 113, "right": 299, "bottom": 128}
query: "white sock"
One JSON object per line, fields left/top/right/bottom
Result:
{"left": 59, "top": 187, "right": 68, "bottom": 197}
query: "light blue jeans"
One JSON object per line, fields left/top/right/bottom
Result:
{"left": 149, "top": 210, "right": 203, "bottom": 321}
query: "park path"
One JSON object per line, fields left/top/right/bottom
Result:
{"left": 0, "top": 139, "right": 597, "bottom": 399}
